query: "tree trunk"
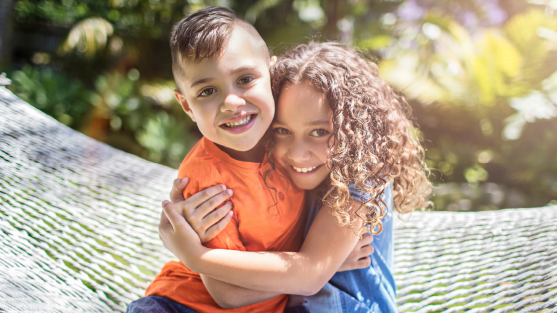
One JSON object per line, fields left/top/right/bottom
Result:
{"left": 322, "top": 0, "right": 341, "bottom": 40}
{"left": 0, "top": 0, "right": 15, "bottom": 67}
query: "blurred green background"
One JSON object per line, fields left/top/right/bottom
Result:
{"left": 1, "top": 0, "right": 556, "bottom": 211}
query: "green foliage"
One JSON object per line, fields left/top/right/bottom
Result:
{"left": 87, "top": 71, "right": 199, "bottom": 168}
{"left": 375, "top": 7, "right": 557, "bottom": 210}
{"left": 9, "top": 67, "right": 198, "bottom": 168}
{"left": 9, "top": 0, "right": 557, "bottom": 209}
{"left": 136, "top": 111, "right": 196, "bottom": 166}
{"left": 10, "top": 66, "right": 93, "bottom": 128}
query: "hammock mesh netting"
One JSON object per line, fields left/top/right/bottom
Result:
{"left": 1, "top": 87, "right": 556, "bottom": 312}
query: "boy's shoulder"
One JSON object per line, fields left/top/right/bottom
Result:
{"left": 178, "top": 138, "right": 227, "bottom": 198}
{"left": 178, "top": 137, "right": 221, "bottom": 178}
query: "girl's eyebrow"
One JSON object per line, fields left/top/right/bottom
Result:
{"left": 304, "top": 119, "right": 331, "bottom": 126}
{"left": 273, "top": 119, "right": 330, "bottom": 126}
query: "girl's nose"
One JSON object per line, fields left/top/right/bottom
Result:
{"left": 222, "top": 93, "right": 246, "bottom": 112}
{"left": 288, "top": 141, "right": 311, "bottom": 162}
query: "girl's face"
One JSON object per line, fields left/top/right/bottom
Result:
{"left": 272, "top": 82, "right": 334, "bottom": 190}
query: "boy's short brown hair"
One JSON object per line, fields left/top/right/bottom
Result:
{"left": 170, "top": 6, "right": 267, "bottom": 88}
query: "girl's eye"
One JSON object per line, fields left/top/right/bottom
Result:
{"left": 274, "top": 127, "right": 291, "bottom": 135}
{"left": 238, "top": 76, "right": 254, "bottom": 85}
{"left": 199, "top": 88, "right": 216, "bottom": 97}
{"left": 310, "top": 129, "right": 329, "bottom": 137}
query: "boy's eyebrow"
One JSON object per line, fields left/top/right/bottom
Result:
{"left": 231, "top": 65, "right": 259, "bottom": 74}
{"left": 189, "top": 66, "right": 259, "bottom": 88}
{"left": 190, "top": 77, "right": 214, "bottom": 88}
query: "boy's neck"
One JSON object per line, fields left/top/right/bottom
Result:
{"left": 214, "top": 138, "right": 266, "bottom": 163}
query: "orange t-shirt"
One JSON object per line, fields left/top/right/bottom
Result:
{"left": 145, "top": 137, "right": 306, "bottom": 313}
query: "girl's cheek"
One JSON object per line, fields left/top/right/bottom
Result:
{"left": 309, "top": 139, "right": 330, "bottom": 162}
{"left": 272, "top": 140, "right": 286, "bottom": 160}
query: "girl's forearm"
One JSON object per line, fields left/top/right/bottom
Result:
{"left": 184, "top": 204, "right": 359, "bottom": 295}
{"left": 191, "top": 248, "right": 332, "bottom": 296}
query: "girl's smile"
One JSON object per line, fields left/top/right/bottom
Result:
{"left": 290, "top": 164, "right": 324, "bottom": 173}
{"left": 272, "top": 82, "right": 334, "bottom": 190}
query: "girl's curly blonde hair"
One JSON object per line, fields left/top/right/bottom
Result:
{"left": 270, "top": 42, "right": 432, "bottom": 237}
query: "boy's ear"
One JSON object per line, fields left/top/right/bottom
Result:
{"left": 270, "top": 56, "right": 277, "bottom": 67}
{"left": 174, "top": 89, "right": 196, "bottom": 122}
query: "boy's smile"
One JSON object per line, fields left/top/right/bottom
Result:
{"left": 174, "top": 25, "right": 274, "bottom": 154}
{"left": 220, "top": 112, "right": 257, "bottom": 134}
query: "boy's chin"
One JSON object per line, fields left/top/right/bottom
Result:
{"left": 216, "top": 137, "right": 261, "bottom": 152}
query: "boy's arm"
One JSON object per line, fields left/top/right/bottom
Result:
{"left": 200, "top": 275, "right": 281, "bottom": 309}
{"left": 160, "top": 199, "right": 361, "bottom": 296}
{"left": 168, "top": 178, "right": 282, "bottom": 308}
{"left": 173, "top": 178, "right": 374, "bottom": 271}
{"left": 169, "top": 179, "right": 370, "bottom": 308}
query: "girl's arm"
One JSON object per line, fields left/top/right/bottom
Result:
{"left": 160, "top": 198, "right": 361, "bottom": 296}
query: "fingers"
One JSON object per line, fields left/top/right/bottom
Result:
{"left": 359, "top": 233, "right": 373, "bottom": 246}
{"left": 160, "top": 208, "right": 171, "bottom": 227}
{"left": 357, "top": 244, "right": 375, "bottom": 259}
{"left": 199, "top": 200, "right": 233, "bottom": 230}
{"left": 201, "top": 207, "right": 234, "bottom": 244}
{"left": 192, "top": 200, "right": 233, "bottom": 243}
{"left": 185, "top": 184, "right": 228, "bottom": 210}
{"left": 194, "top": 189, "right": 233, "bottom": 220}
{"left": 356, "top": 256, "right": 372, "bottom": 269}
{"left": 161, "top": 200, "right": 182, "bottom": 230}
{"left": 170, "top": 178, "right": 189, "bottom": 203}
{"left": 159, "top": 210, "right": 170, "bottom": 241}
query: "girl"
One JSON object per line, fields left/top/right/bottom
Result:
{"left": 160, "top": 42, "right": 431, "bottom": 312}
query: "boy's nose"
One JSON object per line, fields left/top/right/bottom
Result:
{"left": 222, "top": 93, "right": 246, "bottom": 111}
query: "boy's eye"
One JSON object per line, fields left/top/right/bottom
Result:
{"left": 310, "top": 129, "right": 329, "bottom": 137}
{"left": 274, "top": 127, "right": 291, "bottom": 135}
{"left": 238, "top": 76, "right": 254, "bottom": 85}
{"left": 199, "top": 88, "right": 216, "bottom": 97}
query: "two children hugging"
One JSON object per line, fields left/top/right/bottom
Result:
{"left": 127, "top": 6, "right": 431, "bottom": 313}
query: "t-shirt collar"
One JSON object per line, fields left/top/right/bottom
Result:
{"left": 201, "top": 137, "right": 264, "bottom": 171}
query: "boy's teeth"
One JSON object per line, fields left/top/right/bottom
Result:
{"left": 292, "top": 166, "right": 318, "bottom": 173}
{"left": 224, "top": 115, "right": 252, "bottom": 128}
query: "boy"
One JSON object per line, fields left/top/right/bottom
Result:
{"left": 127, "top": 6, "right": 307, "bottom": 313}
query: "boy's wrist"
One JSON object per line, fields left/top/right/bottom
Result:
{"left": 178, "top": 244, "right": 208, "bottom": 273}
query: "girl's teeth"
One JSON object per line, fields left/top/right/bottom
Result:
{"left": 293, "top": 166, "right": 318, "bottom": 173}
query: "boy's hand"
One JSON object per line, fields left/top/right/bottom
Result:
{"left": 337, "top": 233, "right": 374, "bottom": 272}
{"left": 160, "top": 200, "right": 205, "bottom": 268}
{"left": 169, "top": 178, "right": 234, "bottom": 243}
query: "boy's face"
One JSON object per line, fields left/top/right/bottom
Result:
{"left": 174, "top": 25, "right": 275, "bottom": 152}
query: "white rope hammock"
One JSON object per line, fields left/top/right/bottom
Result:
{"left": 0, "top": 86, "right": 555, "bottom": 312}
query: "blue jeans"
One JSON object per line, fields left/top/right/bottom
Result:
{"left": 126, "top": 296, "right": 198, "bottom": 313}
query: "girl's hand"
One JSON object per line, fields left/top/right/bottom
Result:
{"left": 168, "top": 178, "right": 234, "bottom": 243}
{"left": 337, "top": 233, "right": 374, "bottom": 272}
{"left": 159, "top": 200, "right": 206, "bottom": 269}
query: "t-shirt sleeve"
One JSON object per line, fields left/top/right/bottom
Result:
{"left": 348, "top": 181, "right": 393, "bottom": 215}
{"left": 177, "top": 160, "right": 247, "bottom": 251}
